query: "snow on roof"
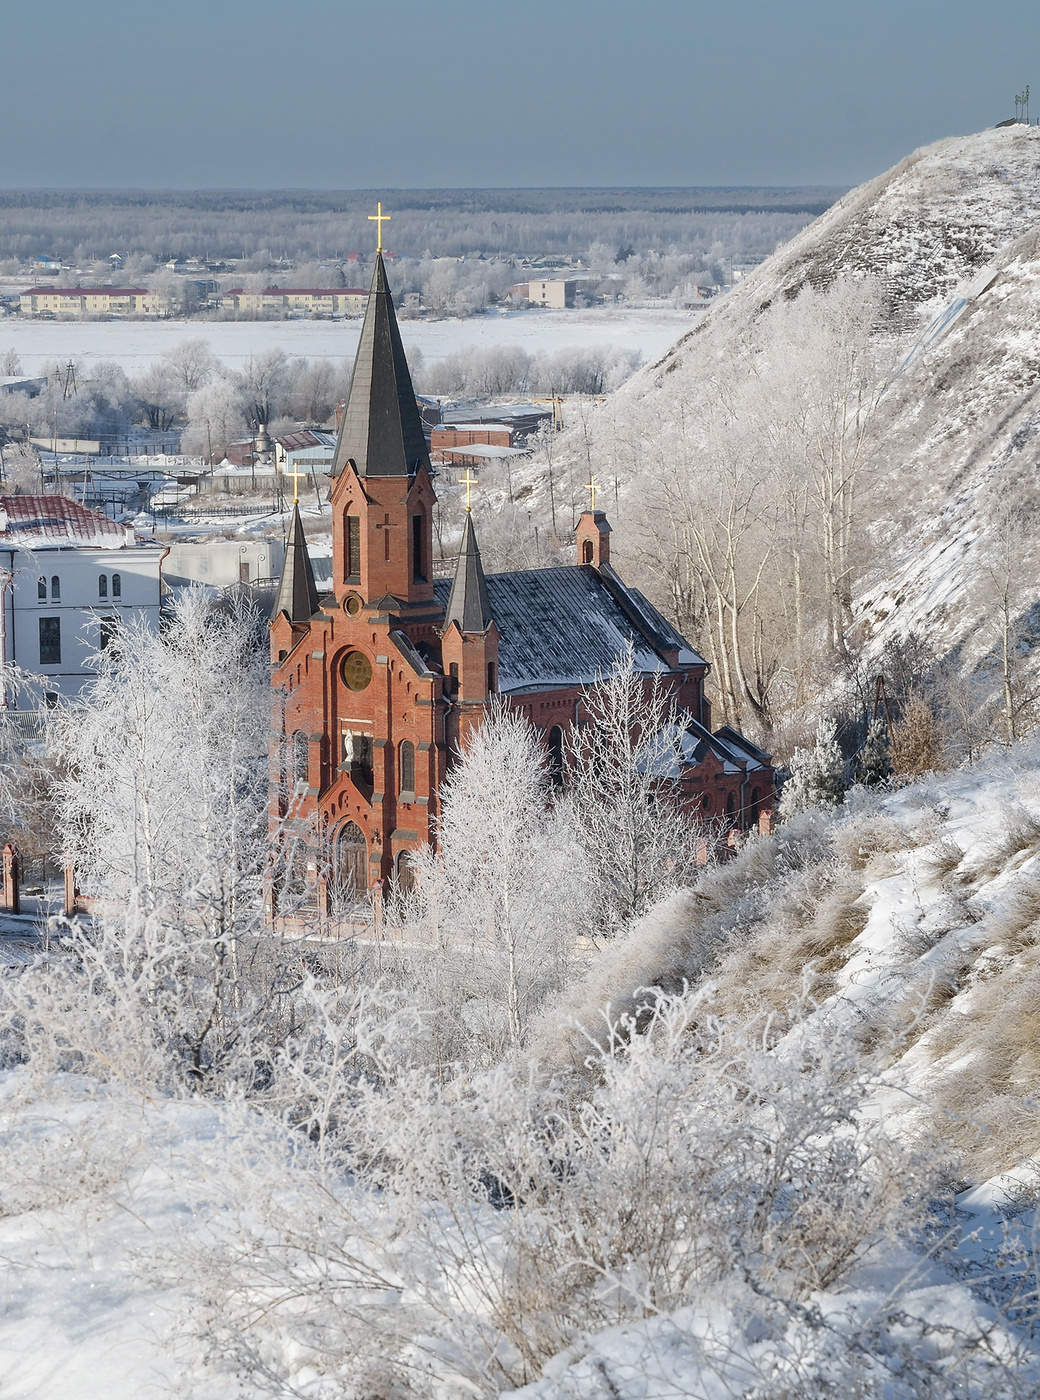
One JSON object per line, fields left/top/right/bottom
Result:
{"left": 432, "top": 563, "right": 700, "bottom": 695}
{"left": 440, "top": 443, "right": 525, "bottom": 460}
{"left": 0, "top": 495, "right": 139, "bottom": 550}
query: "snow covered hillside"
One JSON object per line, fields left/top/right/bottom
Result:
{"left": 521, "top": 125, "right": 1040, "bottom": 728}
{"left": 9, "top": 746, "right": 1040, "bottom": 1396}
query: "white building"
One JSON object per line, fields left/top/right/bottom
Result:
{"left": 163, "top": 537, "right": 284, "bottom": 591}
{"left": 0, "top": 496, "right": 165, "bottom": 707}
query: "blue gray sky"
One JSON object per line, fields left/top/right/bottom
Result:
{"left": 4, "top": 0, "right": 1036, "bottom": 188}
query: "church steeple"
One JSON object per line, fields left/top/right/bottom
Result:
{"left": 331, "top": 252, "right": 430, "bottom": 480}
{"left": 274, "top": 502, "right": 319, "bottom": 622}
{"left": 444, "top": 512, "right": 493, "bottom": 634}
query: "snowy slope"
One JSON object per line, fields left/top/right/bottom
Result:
{"left": 524, "top": 125, "right": 1040, "bottom": 695}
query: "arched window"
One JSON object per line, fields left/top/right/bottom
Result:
{"left": 291, "top": 730, "right": 308, "bottom": 788}
{"left": 581, "top": 540, "right": 594, "bottom": 564}
{"left": 725, "top": 792, "right": 735, "bottom": 820}
{"left": 547, "top": 726, "right": 564, "bottom": 788}
{"left": 396, "top": 850, "right": 415, "bottom": 894}
{"left": 111, "top": 573, "right": 121, "bottom": 598}
{"left": 702, "top": 793, "right": 713, "bottom": 815}
{"left": 399, "top": 740, "right": 415, "bottom": 795}
{"left": 487, "top": 661, "right": 497, "bottom": 694}
{"left": 748, "top": 787, "right": 760, "bottom": 827}
{"left": 50, "top": 575, "right": 60, "bottom": 601}
{"left": 37, "top": 578, "right": 46, "bottom": 602}
{"left": 98, "top": 574, "right": 108, "bottom": 599}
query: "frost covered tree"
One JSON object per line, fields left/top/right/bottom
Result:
{"left": 567, "top": 648, "right": 701, "bottom": 934}
{"left": 51, "top": 591, "right": 290, "bottom": 1081}
{"left": 779, "top": 720, "right": 847, "bottom": 817}
{"left": 401, "top": 703, "right": 587, "bottom": 1057}
{"left": 857, "top": 715, "right": 892, "bottom": 787}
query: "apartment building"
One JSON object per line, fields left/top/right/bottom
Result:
{"left": 220, "top": 287, "right": 368, "bottom": 316}
{"left": 19, "top": 288, "right": 170, "bottom": 317}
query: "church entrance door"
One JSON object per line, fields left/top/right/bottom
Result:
{"left": 333, "top": 822, "right": 368, "bottom": 908}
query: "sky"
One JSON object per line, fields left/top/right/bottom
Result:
{"left": 4, "top": 0, "right": 1038, "bottom": 189}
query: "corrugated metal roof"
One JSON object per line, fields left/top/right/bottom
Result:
{"left": 0, "top": 496, "right": 134, "bottom": 549}
{"left": 433, "top": 563, "right": 705, "bottom": 694}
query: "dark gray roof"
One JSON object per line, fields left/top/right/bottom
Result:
{"left": 331, "top": 253, "right": 430, "bottom": 480}
{"left": 274, "top": 504, "right": 319, "bottom": 623}
{"left": 433, "top": 564, "right": 705, "bottom": 695}
{"left": 443, "top": 514, "right": 493, "bottom": 634}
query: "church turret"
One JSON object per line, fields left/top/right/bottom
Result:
{"left": 577, "top": 504, "right": 611, "bottom": 569}
{"left": 441, "top": 513, "right": 499, "bottom": 745}
{"left": 329, "top": 251, "right": 435, "bottom": 610}
{"left": 274, "top": 501, "right": 319, "bottom": 624}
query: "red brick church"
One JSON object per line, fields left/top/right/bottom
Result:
{"left": 270, "top": 252, "right": 773, "bottom": 906}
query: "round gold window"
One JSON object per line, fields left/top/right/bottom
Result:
{"left": 343, "top": 592, "right": 362, "bottom": 616}
{"left": 341, "top": 650, "right": 373, "bottom": 692}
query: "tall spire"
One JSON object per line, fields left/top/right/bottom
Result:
{"left": 274, "top": 502, "right": 319, "bottom": 623}
{"left": 444, "top": 513, "right": 493, "bottom": 634}
{"left": 332, "top": 252, "right": 430, "bottom": 479}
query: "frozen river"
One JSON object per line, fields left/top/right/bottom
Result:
{"left": 0, "top": 307, "right": 696, "bottom": 374}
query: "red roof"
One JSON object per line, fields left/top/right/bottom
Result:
{"left": 21, "top": 287, "right": 149, "bottom": 296}
{"left": 223, "top": 287, "right": 368, "bottom": 297}
{"left": 0, "top": 495, "right": 130, "bottom": 547}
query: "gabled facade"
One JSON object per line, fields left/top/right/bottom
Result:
{"left": 270, "top": 254, "right": 774, "bottom": 907}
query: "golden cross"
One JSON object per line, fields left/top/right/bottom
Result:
{"left": 585, "top": 475, "right": 599, "bottom": 512}
{"left": 288, "top": 460, "right": 306, "bottom": 505}
{"left": 460, "top": 468, "right": 479, "bottom": 513}
{"left": 368, "top": 200, "right": 391, "bottom": 252}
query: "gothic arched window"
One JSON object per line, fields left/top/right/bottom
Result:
{"left": 547, "top": 726, "right": 564, "bottom": 788}
{"left": 399, "top": 740, "right": 415, "bottom": 796}
{"left": 487, "top": 661, "right": 497, "bottom": 694}
{"left": 291, "top": 730, "right": 308, "bottom": 788}
{"left": 111, "top": 573, "right": 122, "bottom": 598}
{"left": 581, "top": 540, "right": 594, "bottom": 564}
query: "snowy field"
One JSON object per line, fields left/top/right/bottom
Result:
{"left": 0, "top": 307, "right": 696, "bottom": 374}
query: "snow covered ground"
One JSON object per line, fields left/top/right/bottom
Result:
{"left": 0, "top": 306, "right": 696, "bottom": 375}
{"left": 7, "top": 747, "right": 1040, "bottom": 1395}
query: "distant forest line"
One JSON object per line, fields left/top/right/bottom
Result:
{"left": 0, "top": 187, "right": 844, "bottom": 263}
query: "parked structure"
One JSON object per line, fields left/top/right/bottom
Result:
{"left": 0, "top": 496, "right": 165, "bottom": 707}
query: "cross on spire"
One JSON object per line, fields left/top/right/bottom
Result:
{"left": 585, "top": 475, "right": 600, "bottom": 512}
{"left": 460, "top": 468, "right": 479, "bottom": 513}
{"left": 368, "top": 200, "right": 391, "bottom": 252}
{"left": 288, "top": 460, "right": 306, "bottom": 505}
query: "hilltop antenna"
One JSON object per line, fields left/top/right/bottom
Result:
{"left": 1015, "top": 85, "right": 1031, "bottom": 122}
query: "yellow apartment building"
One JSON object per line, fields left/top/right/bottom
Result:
{"left": 20, "top": 288, "right": 171, "bottom": 317}
{"left": 220, "top": 287, "right": 369, "bottom": 316}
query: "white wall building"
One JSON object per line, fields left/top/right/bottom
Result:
{"left": 0, "top": 496, "right": 165, "bottom": 707}
{"left": 163, "top": 537, "right": 284, "bottom": 591}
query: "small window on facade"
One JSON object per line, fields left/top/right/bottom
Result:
{"left": 726, "top": 792, "right": 735, "bottom": 820}
{"left": 487, "top": 661, "right": 497, "bottom": 694}
{"left": 43, "top": 691, "right": 58, "bottom": 710}
{"left": 448, "top": 662, "right": 459, "bottom": 697}
{"left": 702, "top": 793, "right": 713, "bottom": 815}
{"left": 98, "top": 574, "right": 108, "bottom": 598}
{"left": 411, "top": 513, "right": 425, "bottom": 582}
{"left": 581, "top": 540, "right": 594, "bottom": 564}
{"left": 342, "top": 731, "right": 373, "bottom": 786}
{"left": 37, "top": 578, "right": 46, "bottom": 602}
{"left": 346, "top": 515, "right": 361, "bottom": 582}
{"left": 292, "top": 730, "right": 308, "bottom": 787}
{"left": 39, "top": 616, "right": 61, "bottom": 665}
{"left": 99, "top": 616, "right": 118, "bottom": 651}
{"left": 112, "top": 573, "right": 121, "bottom": 598}
{"left": 50, "top": 575, "right": 60, "bottom": 601}
{"left": 399, "top": 740, "right": 415, "bottom": 795}
{"left": 547, "top": 726, "right": 564, "bottom": 788}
